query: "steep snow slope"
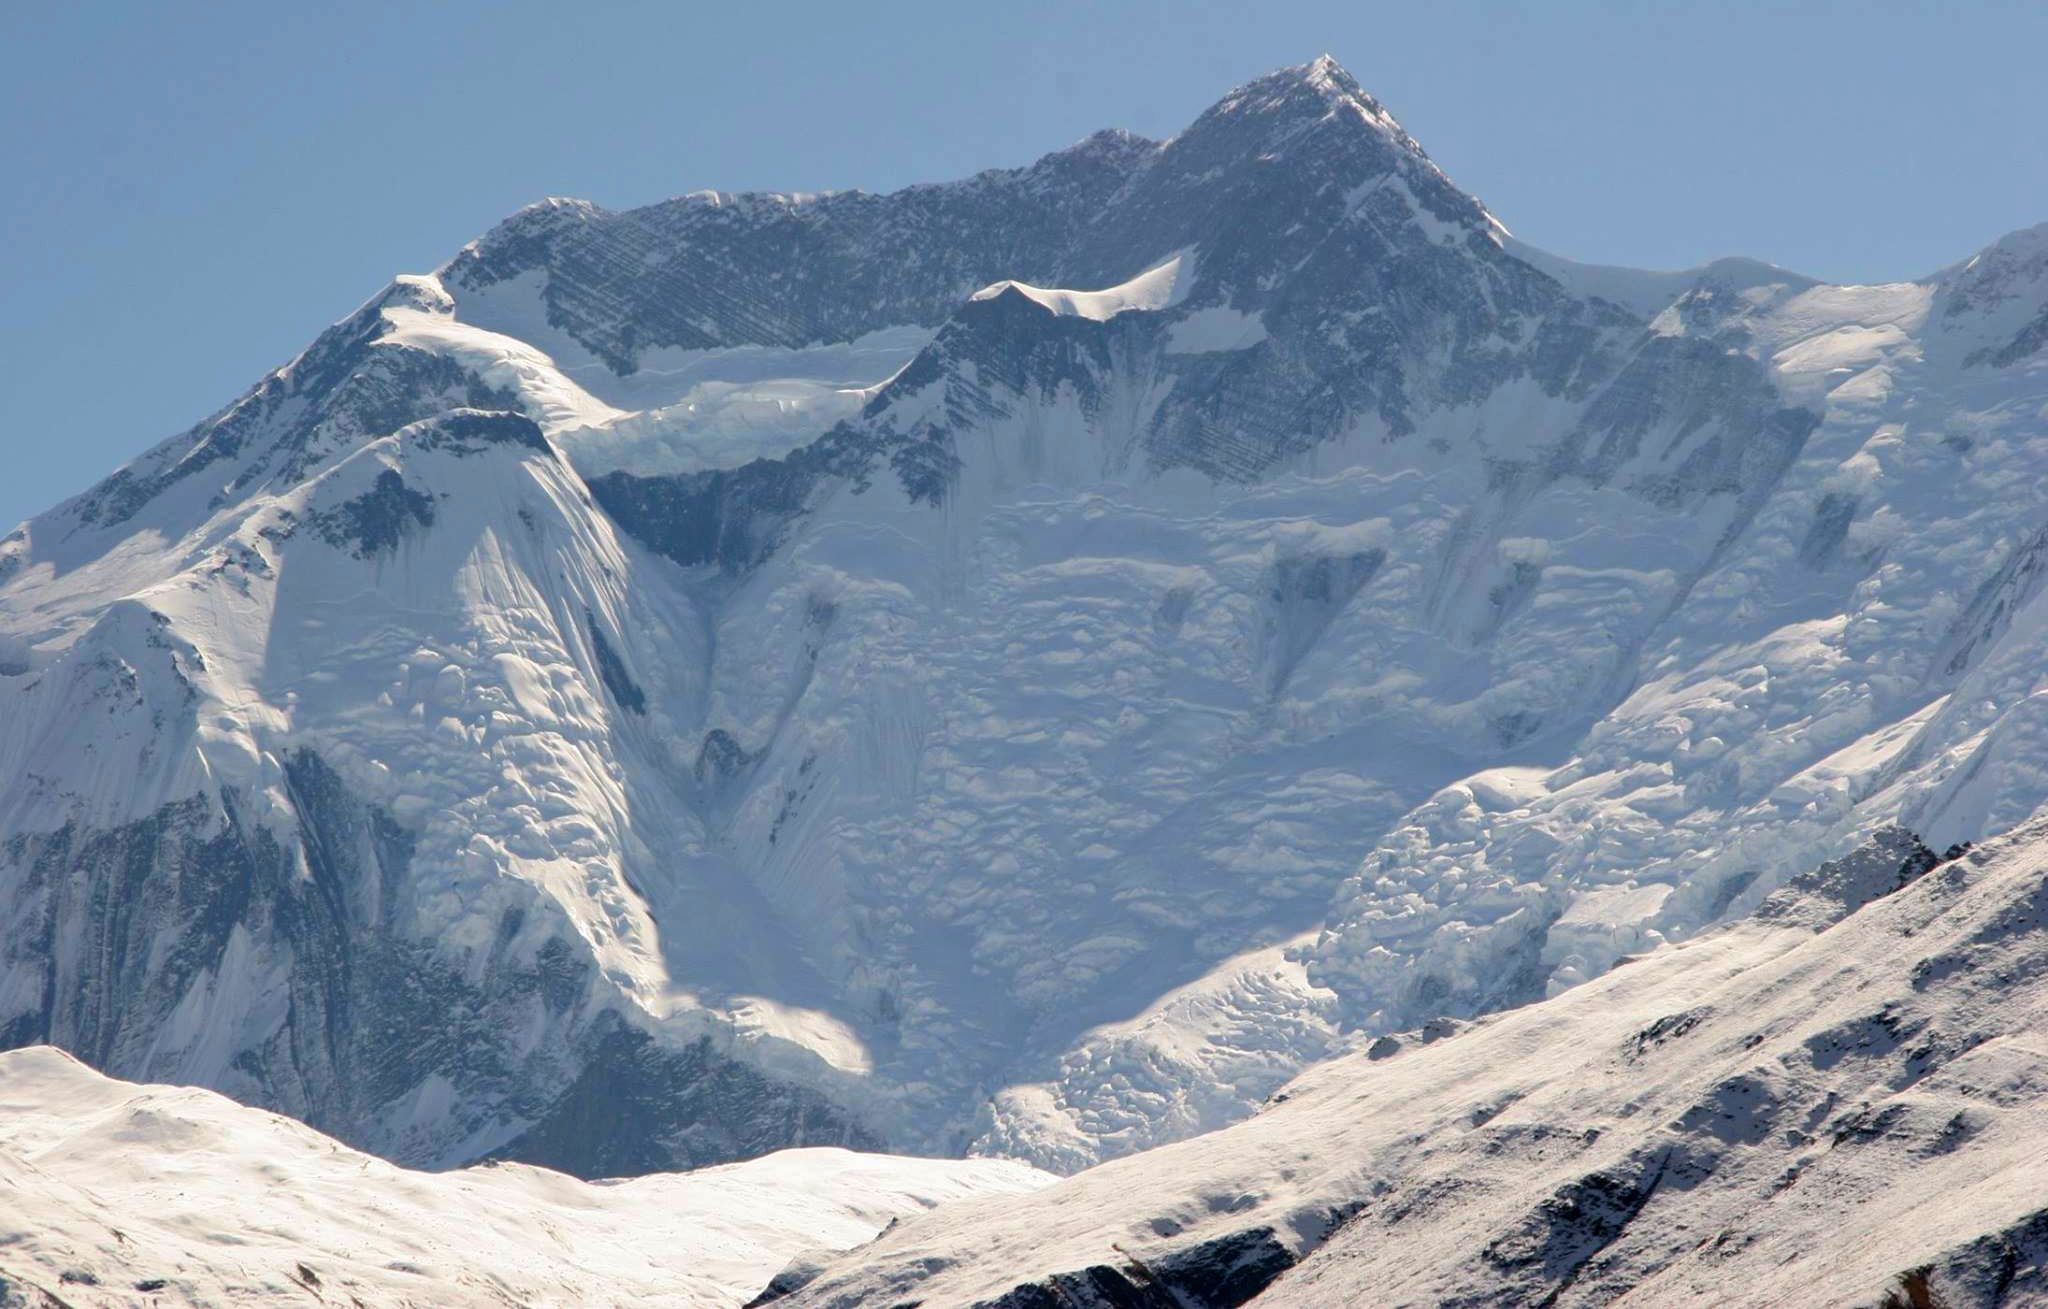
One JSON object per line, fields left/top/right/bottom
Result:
{"left": 768, "top": 825, "right": 2048, "bottom": 1308}
{"left": 3, "top": 56, "right": 2047, "bottom": 1184}
{"left": 0, "top": 1046, "right": 1049, "bottom": 1308}
{"left": 0, "top": 400, "right": 886, "bottom": 1173}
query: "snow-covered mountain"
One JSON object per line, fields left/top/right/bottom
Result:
{"left": 3, "top": 53, "right": 2047, "bottom": 1195}
{"left": 0, "top": 1045, "right": 1048, "bottom": 1307}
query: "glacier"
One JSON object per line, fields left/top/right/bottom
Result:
{"left": 2, "top": 53, "right": 2047, "bottom": 1200}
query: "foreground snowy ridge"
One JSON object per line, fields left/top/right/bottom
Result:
{"left": 0, "top": 1046, "right": 1050, "bottom": 1308}
{"left": 0, "top": 52, "right": 2046, "bottom": 1191}
{"left": 770, "top": 823, "right": 2048, "bottom": 1307}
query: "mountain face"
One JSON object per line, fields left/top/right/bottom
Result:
{"left": 2, "top": 56, "right": 2046, "bottom": 1185}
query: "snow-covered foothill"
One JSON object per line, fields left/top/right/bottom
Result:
{"left": 0, "top": 1045, "right": 1050, "bottom": 1308}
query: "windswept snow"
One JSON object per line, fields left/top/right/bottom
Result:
{"left": 0, "top": 1047, "right": 1050, "bottom": 1308}
{"left": 971, "top": 249, "right": 1195, "bottom": 320}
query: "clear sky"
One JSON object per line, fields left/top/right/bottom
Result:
{"left": 5, "top": 1, "right": 2046, "bottom": 532}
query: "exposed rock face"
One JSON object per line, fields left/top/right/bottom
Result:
{"left": 2, "top": 57, "right": 2046, "bottom": 1183}
{"left": 442, "top": 127, "right": 1158, "bottom": 370}
{"left": 3, "top": 724, "right": 870, "bottom": 1172}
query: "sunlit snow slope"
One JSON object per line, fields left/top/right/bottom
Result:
{"left": 0, "top": 1046, "right": 1049, "bottom": 1308}
{"left": 2, "top": 55, "right": 2047, "bottom": 1180}
{"left": 770, "top": 825, "right": 2048, "bottom": 1308}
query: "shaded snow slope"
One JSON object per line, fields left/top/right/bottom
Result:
{"left": 770, "top": 824, "right": 2048, "bottom": 1308}
{"left": 0, "top": 1046, "right": 1049, "bottom": 1308}
{"left": 1303, "top": 226, "right": 2048, "bottom": 1038}
{"left": 3, "top": 55, "right": 2047, "bottom": 1185}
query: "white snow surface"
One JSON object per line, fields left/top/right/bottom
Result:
{"left": 387, "top": 270, "right": 931, "bottom": 478}
{"left": 0, "top": 1046, "right": 1050, "bottom": 1308}
{"left": 971, "top": 249, "right": 1194, "bottom": 321}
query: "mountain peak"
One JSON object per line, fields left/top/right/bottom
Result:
{"left": 1301, "top": 51, "right": 1356, "bottom": 90}
{"left": 1191, "top": 55, "right": 1427, "bottom": 165}
{"left": 1218, "top": 53, "right": 1363, "bottom": 106}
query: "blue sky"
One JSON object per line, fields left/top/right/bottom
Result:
{"left": 5, "top": 1, "right": 2045, "bottom": 532}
